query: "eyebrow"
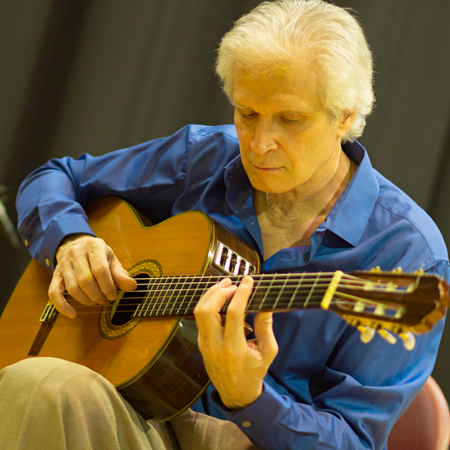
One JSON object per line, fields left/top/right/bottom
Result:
{"left": 232, "top": 101, "right": 312, "bottom": 117}
{"left": 230, "top": 101, "right": 246, "bottom": 109}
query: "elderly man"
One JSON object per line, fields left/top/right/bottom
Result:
{"left": 1, "top": 0, "right": 447, "bottom": 449}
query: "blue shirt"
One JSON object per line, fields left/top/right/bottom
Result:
{"left": 17, "top": 124, "right": 449, "bottom": 450}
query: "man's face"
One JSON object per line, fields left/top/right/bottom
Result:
{"left": 232, "top": 63, "right": 353, "bottom": 195}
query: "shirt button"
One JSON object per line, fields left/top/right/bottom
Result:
{"left": 24, "top": 239, "right": 30, "bottom": 247}
{"left": 241, "top": 421, "right": 251, "bottom": 428}
{"left": 45, "top": 258, "right": 51, "bottom": 267}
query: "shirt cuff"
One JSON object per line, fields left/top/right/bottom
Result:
{"left": 38, "top": 215, "right": 95, "bottom": 271}
{"left": 209, "top": 381, "right": 290, "bottom": 447}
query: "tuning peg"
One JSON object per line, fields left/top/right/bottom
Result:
{"left": 369, "top": 266, "right": 381, "bottom": 273}
{"left": 392, "top": 267, "right": 403, "bottom": 274}
{"left": 358, "top": 325, "right": 376, "bottom": 344}
{"left": 378, "top": 329, "right": 397, "bottom": 345}
{"left": 399, "top": 331, "right": 416, "bottom": 351}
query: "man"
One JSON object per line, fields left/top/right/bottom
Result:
{"left": 1, "top": 0, "right": 448, "bottom": 449}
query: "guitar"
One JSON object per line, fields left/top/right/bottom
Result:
{"left": 0, "top": 197, "right": 448, "bottom": 422}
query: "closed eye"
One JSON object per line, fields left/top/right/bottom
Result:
{"left": 237, "top": 109, "right": 258, "bottom": 120}
{"left": 281, "top": 117, "right": 299, "bottom": 125}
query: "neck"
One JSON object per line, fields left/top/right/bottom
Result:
{"left": 256, "top": 148, "right": 356, "bottom": 227}
{"left": 254, "top": 147, "right": 356, "bottom": 256}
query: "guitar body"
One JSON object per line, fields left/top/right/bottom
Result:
{"left": 0, "top": 197, "right": 259, "bottom": 421}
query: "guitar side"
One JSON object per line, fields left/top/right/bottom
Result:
{"left": 0, "top": 197, "right": 260, "bottom": 421}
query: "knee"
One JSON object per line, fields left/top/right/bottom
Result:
{"left": 0, "top": 357, "right": 100, "bottom": 394}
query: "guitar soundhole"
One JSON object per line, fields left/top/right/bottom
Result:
{"left": 98, "top": 259, "right": 162, "bottom": 340}
{"left": 110, "top": 273, "right": 151, "bottom": 326}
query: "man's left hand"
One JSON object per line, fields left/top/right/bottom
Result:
{"left": 194, "top": 276, "right": 279, "bottom": 410}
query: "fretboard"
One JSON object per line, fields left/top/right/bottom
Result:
{"left": 131, "top": 273, "right": 337, "bottom": 319}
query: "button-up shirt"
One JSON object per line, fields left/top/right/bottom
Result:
{"left": 17, "top": 124, "right": 449, "bottom": 449}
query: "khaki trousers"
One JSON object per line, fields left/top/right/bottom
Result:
{"left": 0, "top": 358, "right": 258, "bottom": 450}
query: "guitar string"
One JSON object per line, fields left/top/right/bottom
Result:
{"left": 59, "top": 273, "right": 415, "bottom": 315}
{"left": 63, "top": 291, "right": 399, "bottom": 316}
{"left": 113, "top": 281, "right": 401, "bottom": 294}
{"left": 64, "top": 298, "right": 344, "bottom": 315}
{"left": 68, "top": 277, "right": 410, "bottom": 303}
{"left": 62, "top": 280, "right": 411, "bottom": 310}
{"left": 62, "top": 281, "right": 397, "bottom": 306}
{"left": 126, "top": 271, "right": 408, "bottom": 280}
{"left": 112, "top": 275, "right": 404, "bottom": 289}
{"left": 124, "top": 274, "right": 389, "bottom": 284}
{"left": 61, "top": 277, "right": 405, "bottom": 304}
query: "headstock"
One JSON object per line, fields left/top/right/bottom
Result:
{"left": 322, "top": 268, "right": 449, "bottom": 350}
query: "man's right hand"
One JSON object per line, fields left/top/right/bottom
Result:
{"left": 48, "top": 234, "right": 137, "bottom": 318}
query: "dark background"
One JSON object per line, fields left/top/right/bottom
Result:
{"left": 1, "top": 1, "right": 450, "bottom": 401}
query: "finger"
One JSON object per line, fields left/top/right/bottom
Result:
{"left": 87, "top": 250, "right": 119, "bottom": 301}
{"left": 69, "top": 257, "right": 109, "bottom": 304}
{"left": 195, "top": 285, "right": 237, "bottom": 336}
{"left": 223, "top": 276, "right": 254, "bottom": 347}
{"left": 195, "top": 279, "right": 236, "bottom": 343}
{"left": 253, "top": 311, "right": 278, "bottom": 362}
{"left": 48, "top": 270, "right": 76, "bottom": 318}
{"left": 110, "top": 256, "right": 137, "bottom": 292}
{"left": 195, "top": 278, "right": 232, "bottom": 309}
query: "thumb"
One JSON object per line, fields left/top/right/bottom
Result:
{"left": 110, "top": 256, "right": 137, "bottom": 292}
{"left": 253, "top": 312, "right": 278, "bottom": 361}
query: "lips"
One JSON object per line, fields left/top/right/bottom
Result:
{"left": 254, "top": 165, "right": 281, "bottom": 171}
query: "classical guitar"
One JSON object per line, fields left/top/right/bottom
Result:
{"left": 0, "top": 197, "right": 448, "bottom": 421}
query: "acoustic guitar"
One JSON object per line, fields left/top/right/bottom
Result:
{"left": 0, "top": 197, "right": 448, "bottom": 421}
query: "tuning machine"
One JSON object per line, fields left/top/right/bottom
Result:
{"left": 357, "top": 325, "right": 376, "bottom": 343}
{"left": 357, "top": 325, "right": 416, "bottom": 351}
{"left": 399, "top": 331, "right": 416, "bottom": 351}
{"left": 378, "top": 329, "right": 397, "bottom": 345}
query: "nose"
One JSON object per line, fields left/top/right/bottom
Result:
{"left": 250, "top": 119, "right": 277, "bottom": 155}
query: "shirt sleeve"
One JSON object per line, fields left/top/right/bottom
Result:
{"left": 16, "top": 126, "right": 194, "bottom": 270}
{"left": 208, "top": 260, "right": 449, "bottom": 450}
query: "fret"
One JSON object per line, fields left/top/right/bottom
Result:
{"left": 183, "top": 275, "right": 205, "bottom": 316}
{"left": 247, "top": 274, "right": 266, "bottom": 311}
{"left": 273, "top": 273, "right": 290, "bottom": 310}
{"left": 145, "top": 277, "right": 165, "bottom": 317}
{"left": 260, "top": 274, "right": 276, "bottom": 311}
{"left": 162, "top": 277, "right": 178, "bottom": 317}
{"left": 168, "top": 277, "right": 182, "bottom": 316}
{"left": 134, "top": 275, "right": 151, "bottom": 317}
{"left": 176, "top": 276, "right": 190, "bottom": 316}
{"left": 154, "top": 278, "right": 167, "bottom": 317}
{"left": 269, "top": 275, "right": 292, "bottom": 310}
{"left": 288, "top": 272, "right": 305, "bottom": 309}
{"left": 303, "top": 273, "right": 320, "bottom": 308}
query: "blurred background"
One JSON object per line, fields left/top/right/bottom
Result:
{"left": 1, "top": 0, "right": 450, "bottom": 400}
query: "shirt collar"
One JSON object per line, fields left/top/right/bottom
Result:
{"left": 320, "top": 140, "right": 379, "bottom": 247}
{"left": 223, "top": 139, "right": 380, "bottom": 250}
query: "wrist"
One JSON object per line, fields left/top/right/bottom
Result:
{"left": 220, "top": 385, "right": 264, "bottom": 411}
{"left": 56, "top": 233, "right": 93, "bottom": 262}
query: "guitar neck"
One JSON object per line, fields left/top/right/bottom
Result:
{"left": 132, "top": 272, "right": 335, "bottom": 319}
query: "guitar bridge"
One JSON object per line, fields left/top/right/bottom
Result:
{"left": 212, "top": 242, "right": 256, "bottom": 276}
{"left": 28, "top": 301, "right": 59, "bottom": 356}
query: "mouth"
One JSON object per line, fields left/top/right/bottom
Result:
{"left": 253, "top": 165, "right": 281, "bottom": 172}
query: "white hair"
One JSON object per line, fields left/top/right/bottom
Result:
{"left": 216, "top": 0, "right": 375, "bottom": 141}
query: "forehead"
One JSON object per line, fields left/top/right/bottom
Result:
{"left": 231, "top": 63, "right": 321, "bottom": 114}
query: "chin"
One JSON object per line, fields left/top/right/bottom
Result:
{"left": 250, "top": 179, "right": 289, "bottom": 194}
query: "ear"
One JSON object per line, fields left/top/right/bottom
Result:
{"left": 336, "top": 111, "right": 356, "bottom": 139}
